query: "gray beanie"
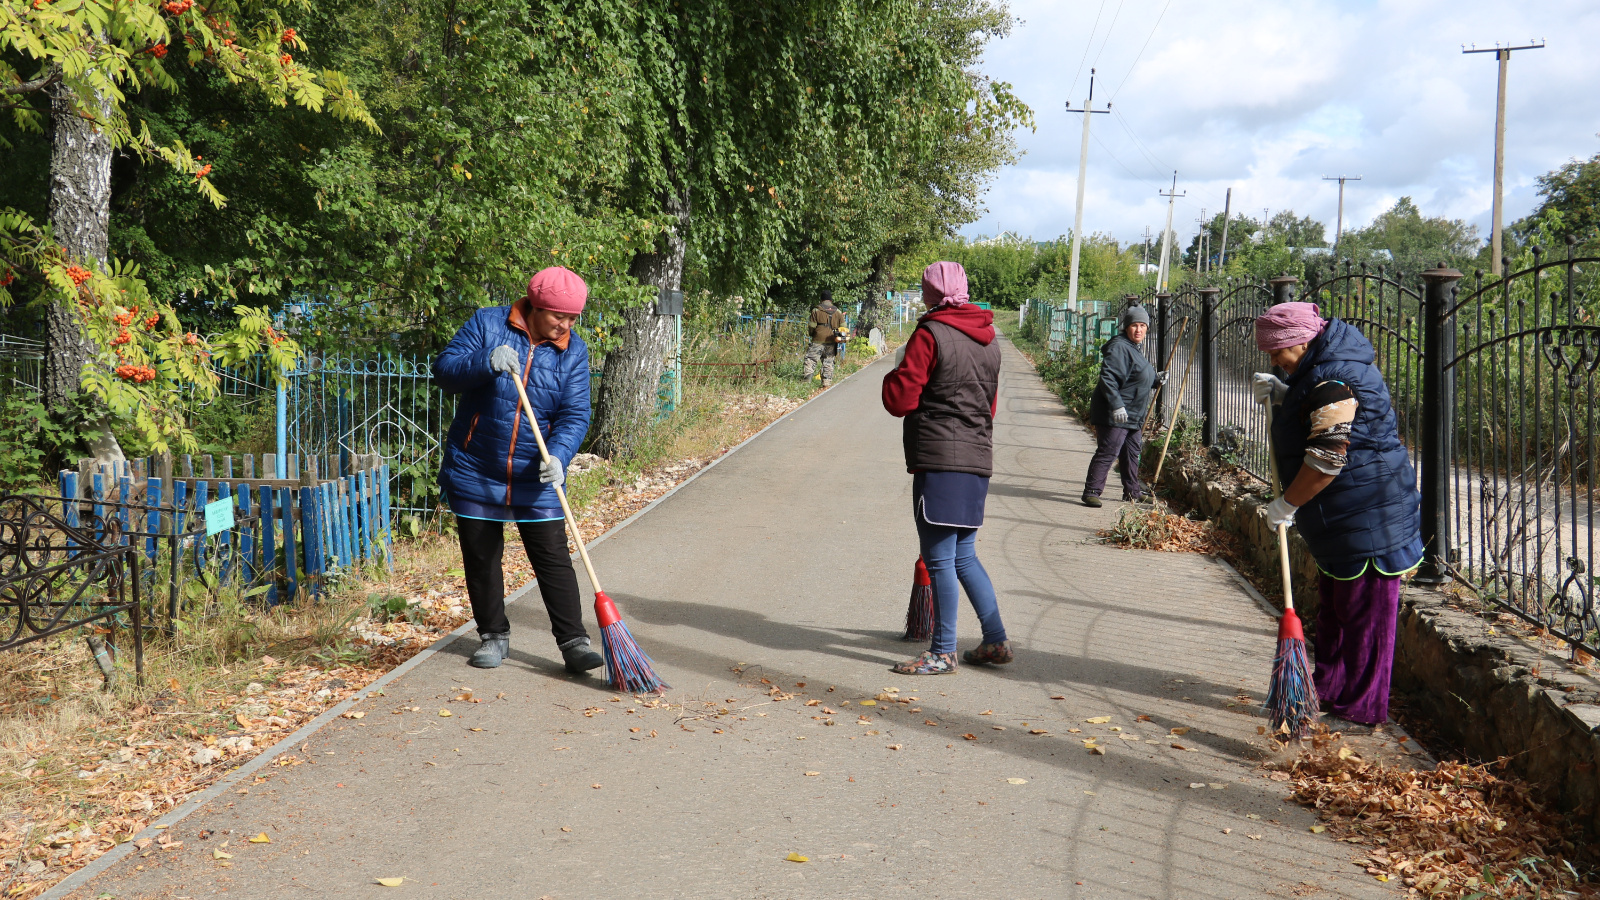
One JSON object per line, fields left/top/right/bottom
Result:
{"left": 1121, "top": 306, "right": 1150, "bottom": 328}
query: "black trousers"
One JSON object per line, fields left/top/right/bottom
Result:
{"left": 457, "top": 517, "right": 586, "bottom": 644}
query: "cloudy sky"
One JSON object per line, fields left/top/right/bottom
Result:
{"left": 962, "top": 0, "right": 1600, "bottom": 252}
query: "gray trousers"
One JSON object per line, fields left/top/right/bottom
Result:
{"left": 1084, "top": 425, "right": 1145, "bottom": 499}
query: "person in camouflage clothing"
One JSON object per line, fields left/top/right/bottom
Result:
{"left": 802, "top": 290, "right": 848, "bottom": 387}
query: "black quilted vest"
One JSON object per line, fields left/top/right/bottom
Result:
{"left": 902, "top": 320, "right": 1002, "bottom": 476}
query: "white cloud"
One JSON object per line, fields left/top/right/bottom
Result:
{"left": 965, "top": 0, "right": 1600, "bottom": 249}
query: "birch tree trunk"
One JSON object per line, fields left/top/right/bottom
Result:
{"left": 44, "top": 83, "right": 124, "bottom": 464}
{"left": 589, "top": 195, "right": 690, "bottom": 459}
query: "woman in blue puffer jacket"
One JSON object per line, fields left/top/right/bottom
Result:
{"left": 434, "top": 266, "right": 603, "bottom": 673}
{"left": 1254, "top": 301, "right": 1422, "bottom": 730}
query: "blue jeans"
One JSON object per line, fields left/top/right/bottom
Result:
{"left": 915, "top": 518, "right": 1006, "bottom": 654}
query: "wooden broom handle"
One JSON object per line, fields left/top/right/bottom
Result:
{"left": 1151, "top": 323, "right": 1202, "bottom": 487}
{"left": 1266, "top": 402, "right": 1295, "bottom": 613}
{"left": 1142, "top": 317, "right": 1190, "bottom": 432}
{"left": 508, "top": 372, "right": 605, "bottom": 595}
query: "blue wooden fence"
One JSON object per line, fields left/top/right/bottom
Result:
{"left": 57, "top": 451, "right": 391, "bottom": 606}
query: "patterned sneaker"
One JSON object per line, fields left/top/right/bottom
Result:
{"left": 890, "top": 650, "right": 958, "bottom": 675}
{"left": 962, "top": 641, "right": 1014, "bottom": 666}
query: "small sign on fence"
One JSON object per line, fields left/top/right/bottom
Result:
{"left": 204, "top": 497, "right": 235, "bottom": 536}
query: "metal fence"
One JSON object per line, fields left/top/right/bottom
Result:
{"left": 1032, "top": 240, "right": 1600, "bottom": 655}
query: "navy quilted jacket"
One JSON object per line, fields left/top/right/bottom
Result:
{"left": 1271, "top": 317, "right": 1420, "bottom": 567}
{"left": 433, "top": 301, "right": 591, "bottom": 510}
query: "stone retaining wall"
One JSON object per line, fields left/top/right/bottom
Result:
{"left": 1154, "top": 448, "right": 1600, "bottom": 836}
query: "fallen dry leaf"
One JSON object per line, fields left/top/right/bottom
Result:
{"left": 962, "top": 733, "right": 978, "bottom": 741}
{"left": 1169, "top": 726, "right": 1190, "bottom": 735}
{"left": 859, "top": 700, "right": 876, "bottom": 706}
{"left": 591, "top": 783, "right": 602, "bottom": 790}
{"left": 1028, "top": 729, "right": 1049, "bottom": 735}
{"left": 213, "top": 849, "right": 232, "bottom": 860}
{"left": 887, "top": 744, "right": 902, "bottom": 751}
{"left": 804, "top": 771, "right": 820, "bottom": 776}
{"left": 924, "top": 719, "right": 939, "bottom": 726}
{"left": 1050, "top": 694, "right": 1066, "bottom": 700}
{"left": 438, "top": 709, "right": 452, "bottom": 717}
{"left": 342, "top": 710, "right": 365, "bottom": 720}
{"left": 1088, "top": 745, "right": 1106, "bottom": 755}
{"left": 1007, "top": 778, "right": 1027, "bottom": 784}
{"left": 376, "top": 876, "right": 405, "bottom": 887}
{"left": 235, "top": 713, "right": 253, "bottom": 728}
{"left": 249, "top": 833, "right": 271, "bottom": 843}
{"left": 1085, "top": 716, "right": 1112, "bottom": 724}
{"left": 785, "top": 852, "right": 809, "bottom": 863}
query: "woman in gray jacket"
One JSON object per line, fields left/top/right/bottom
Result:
{"left": 1082, "top": 306, "right": 1164, "bottom": 506}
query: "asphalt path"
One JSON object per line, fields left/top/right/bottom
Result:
{"left": 72, "top": 339, "right": 1396, "bottom": 899}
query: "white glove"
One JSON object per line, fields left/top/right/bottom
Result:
{"left": 1111, "top": 407, "right": 1129, "bottom": 425}
{"left": 490, "top": 345, "right": 519, "bottom": 376}
{"left": 1266, "top": 495, "right": 1298, "bottom": 528}
{"left": 1154, "top": 371, "right": 1170, "bottom": 386}
{"left": 1252, "top": 372, "right": 1288, "bottom": 406}
{"left": 539, "top": 457, "right": 565, "bottom": 486}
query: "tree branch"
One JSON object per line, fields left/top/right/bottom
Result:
{"left": 2, "top": 68, "right": 62, "bottom": 96}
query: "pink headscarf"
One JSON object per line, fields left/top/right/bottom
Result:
{"left": 1255, "top": 302, "right": 1326, "bottom": 351}
{"left": 922, "top": 261, "right": 969, "bottom": 308}
{"left": 526, "top": 266, "right": 588, "bottom": 314}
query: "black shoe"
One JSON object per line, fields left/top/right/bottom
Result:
{"left": 1081, "top": 492, "right": 1102, "bottom": 508}
{"left": 560, "top": 637, "right": 605, "bottom": 675}
{"left": 469, "top": 633, "right": 509, "bottom": 669}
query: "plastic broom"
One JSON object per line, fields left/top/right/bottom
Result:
{"left": 902, "top": 556, "right": 935, "bottom": 641}
{"left": 1263, "top": 403, "right": 1318, "bottom": 737}
{"left": 509, "top": 374, "right": 669, "bottom": 694}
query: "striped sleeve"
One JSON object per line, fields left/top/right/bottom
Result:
{"left": 1304, "top": 380, "right": 1357, "bottom": 475}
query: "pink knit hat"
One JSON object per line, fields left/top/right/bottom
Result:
{"left": 1255, "top": 301, "right": 1326, "bottom": 351}
{"left": 526, "top": 266, "right": 587, "bottom": 314}
{"left": 922, "top": 261, "right": 970, "bottom": 308}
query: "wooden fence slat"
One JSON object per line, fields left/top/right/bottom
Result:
{"left": 278, "top": 487, "right": 296, "bottom": 604}
{"left": 236, "top": 484, "right": 254, "bottom": 586}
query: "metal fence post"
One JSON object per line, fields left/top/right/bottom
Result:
{"left": 1268, "top": 273, "right": 1298, "bottom": 306}
{"left": 1154, "top": 291, "right": 1172, "bottom": 422}
{"left": 1416, "top": 266, "right": 1464, "bottom": 585}
{"left": 1198, "top": 287, "right": 1220, "bottom": 446}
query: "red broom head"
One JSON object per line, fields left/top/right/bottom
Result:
{"left": 594, "top": 590, "right": 621, "bottom": 628}
{"left": 913, "top": 556, "right": 931, "bottom": 586}
{"left": 1276, "top": 607, "right": 1305, "bottom": 642}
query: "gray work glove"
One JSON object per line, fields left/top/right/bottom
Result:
{"left": 490, "top": 345, "right": 519, "bottom": 376}
{"left": 1266, "top": 495, "right": 1298, "bottom": 528}
{"left": 539, "top": 456, "right": 565, "bottom": 486}
{"left": 1252, "top": 372, "right": 1288, "bottom": 406}
{"left": 1111, "top": 407, "right": 1129, "bottom": 425}
{"left": 1154, "top": 371, "right": 1170, "bottom": 386}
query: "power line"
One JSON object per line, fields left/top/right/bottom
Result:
{"left": 1092, "top": 0, "right": 1129, "bottom": 68}
{"left": 1067, "top": 0, "right": 1111, "bottom": 103}
{"left": 1111, "top": 107, "right": 1170, "bottom": 177}
{"left": 1110, "top": 0, "right": 1175, "bottom": 103}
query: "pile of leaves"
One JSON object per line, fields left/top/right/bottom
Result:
{"left": 1100, "top": 502, "right": 1240, "bottom": 555}
{"left": 1276, "top": 731, "right": 1599, "bottom": 898}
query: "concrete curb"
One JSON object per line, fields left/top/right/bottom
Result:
{"left": 40, "top": 354, "right": 885, "bottom": 900}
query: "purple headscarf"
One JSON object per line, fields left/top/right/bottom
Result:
{"left": 1255, "top": 302, "right": 1326, "bottom": 351}
{"left": 922, "top": 261, "right": 970, "bottom": 309}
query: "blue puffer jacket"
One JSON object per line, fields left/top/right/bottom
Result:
{"left": 1271, "top": 317, "right": 1420, "bottom": 567}
{"left": 433, "top": 300, "right": 590, "bottom": 511}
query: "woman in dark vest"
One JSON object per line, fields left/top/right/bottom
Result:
{"left": 1254, "top": 302, "right": 1422, "bottom": 729}
{"left": 1082, "top": 306, "right": 1164, "bottom": 506}
{"left": 882, "top": 262, "right": 1009, "bottom": 675}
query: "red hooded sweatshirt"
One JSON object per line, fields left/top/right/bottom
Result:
{"left": 882, "top": 304, "right": 998, "bottom": 417}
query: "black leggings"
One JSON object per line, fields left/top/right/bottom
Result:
{"left": 456, "top": 517, "right": 586, "bottom": 644}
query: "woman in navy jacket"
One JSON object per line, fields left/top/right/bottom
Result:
{"left": 433, "top": 266, "right": 603, "bottom": 672}
{"left": 1254, "top": 302, "right": 1422, "bottom": 729}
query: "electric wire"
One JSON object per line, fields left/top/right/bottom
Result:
{"left": 1092, "top": 0, "right": 1129, "bottom": 69}
{"left": 1112, "top": 107, "right": 1171, "bottom": 177}
{"left": 1067, "top": 0, "right": 1111, "bottom": 102}
{"left": 1109, "top": 0, "right": 1175, "bottom": 103}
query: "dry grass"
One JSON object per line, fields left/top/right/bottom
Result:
{"left": 0, "top": 338, "right": 887, "bottom": 898}
{"left": 1099, "top": 500, "right": 1242, "bottom": 556}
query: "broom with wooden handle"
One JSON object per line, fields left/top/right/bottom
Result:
{"left": 1148, "top": 322, "right": 1202, "bottom": 493}
{"left": 1263, "top": 402, "right": 1318, "bottom": 737}
{"left": 1141, "top": 318, "right": 1190, "bottom": 433}
{"left": 509, "top": 374, "right": 668, "bottom": 694}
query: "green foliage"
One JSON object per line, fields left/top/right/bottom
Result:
{"left": 0, "top": 393, "right": 71, "bottom": 489}
{"left": 1339, "top": 196, "right": 1480, "bottom": 277}
{"left": 900, "top": 232, "right": 1145, "bottom": 310}
{"left": 1511, "top": 148, "right": 1600, "bottom": 252}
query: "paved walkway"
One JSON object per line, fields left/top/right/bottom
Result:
{"left": 74, "top": 340, "right": 1395, "bottom": 899}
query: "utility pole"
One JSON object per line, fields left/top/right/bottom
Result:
{"left": 1322, "top": 175, "right": 1362, "bottom": 257}
{"left": 1195, "top": 210, "right": 1207, "bottom": 274}
{"left": 1064, "top": 68, "right": 1111, "bottom": 308}
{"left": 1218, "top": 187, "right": 1232, "bottom": 269}
{"left": 1157, "top": 172, "right": 1185, "bottom": 291}
{"left": 1464, "top": 40, "right": 1545, "bottom": 276}
{"left": 1142, "top": 226, "right": 1153, "bottom": 279}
